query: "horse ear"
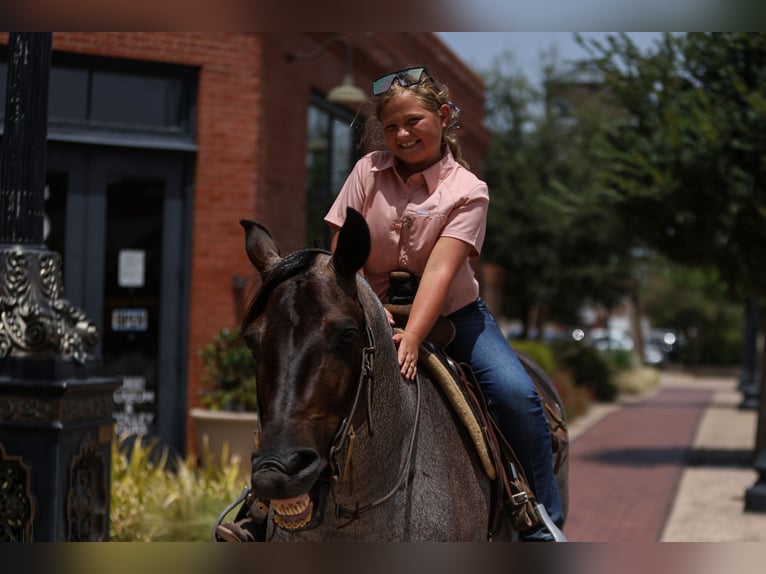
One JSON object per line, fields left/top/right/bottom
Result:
{"left": 241, "top": 219, "right": 282, "bottom": 277}
{"left": 332, "top": 207, "right": 370, "bottom": 280}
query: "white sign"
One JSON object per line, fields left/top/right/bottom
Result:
{"left": 113, "top": 376, "right": 156, "bottom": 436}
{"left": 118, "top": 249, "right": 145, "bottom": 287}
{"left": 112, "top": 308, "right": 149, "bottom": 332}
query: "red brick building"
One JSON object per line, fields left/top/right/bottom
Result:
{"left": 0, "top": 32, "right": 489, "bottom": 455}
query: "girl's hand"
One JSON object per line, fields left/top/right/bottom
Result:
{"left": 384, "top": 307, "right": 396, "bottom": 327}
{"left": 392, "top": 331, "right": 420, "bottom": 380}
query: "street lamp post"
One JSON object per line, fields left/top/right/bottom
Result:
{"left": 746, "top": 304, "right": 766, "bottom": 511}
{"left": 739, "top": 297, "right": 760, "bottom": 410}
{"left": 0, "top": 33, "right": 120, "bottom": 541}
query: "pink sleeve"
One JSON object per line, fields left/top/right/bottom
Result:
{"left": 324, "top": 157, "right": 369, "bottom": 229}
{"left": 441, "top": 183, "right": 489, "bottom": 257}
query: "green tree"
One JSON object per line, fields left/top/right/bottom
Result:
{"left": 481, "top": 51, "right": 634, "bottom": 335}
{"left": 579, "top": 32, "right": 766, "bottom": 299}
{"left": 640, "top": 254, "right": 744, "bottom": 366}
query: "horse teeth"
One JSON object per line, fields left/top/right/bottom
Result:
{"left": 274, "top": 495, "right": 309, "bottom": 515}
{"left": 273, "top": 499, "right": 314, "bottom": 530}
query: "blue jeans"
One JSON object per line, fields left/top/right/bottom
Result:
{"left": 446, "top": 298, "right": 563, "bottom": 539}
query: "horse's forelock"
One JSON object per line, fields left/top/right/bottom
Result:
{"left": 242, "top": 248, "right": 331, "bottom": 331}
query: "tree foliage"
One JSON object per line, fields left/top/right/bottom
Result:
{"left": 579, "top": 32, "right": 766, "bottom": 299}
{"left": 479, "top": 33, "right": 761, "bottom": 358}
{"left": 481, "top": 52, "right": 633, "bottom": 330}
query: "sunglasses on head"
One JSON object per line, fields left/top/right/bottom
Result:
{"left": 372, "top": 67, "right": 432, "bottom": 96}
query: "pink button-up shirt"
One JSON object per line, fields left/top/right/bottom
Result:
{"left": 325, "top": 148, "right": 489, "bottom": 315}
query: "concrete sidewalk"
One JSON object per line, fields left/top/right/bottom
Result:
{"left": 659, "top": 372, "right": 765, "bottom": 541}
{"left": 564, "top": 369, "right": 766, "bottom": 542}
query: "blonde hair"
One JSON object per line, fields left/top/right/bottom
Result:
{"left": 361, "top": 71, "right": 469, "bottom": 170}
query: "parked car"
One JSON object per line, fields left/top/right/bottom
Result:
{"left": 588, "top": 328, "right": 634, "bottom": 352}
{"left": 642, "top": 341, "right": 666, "bottom": 367}
{"left": 582, "top": 327, "right": 670, "bottom": 367}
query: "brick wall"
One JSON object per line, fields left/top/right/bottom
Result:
{"left": 1, "top": 32, "right": 489, "bottom": 455}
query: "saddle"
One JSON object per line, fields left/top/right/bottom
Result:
{"left": 383, "top": 272, "right": 567, "bottom": 538}
{"left": 388, "top": 307, "right": 539, "bottom": 537}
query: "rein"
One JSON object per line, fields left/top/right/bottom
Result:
{"left": 328, "top": 297, "right": 422, "bottom": 527}
{"left": 248, "top": 249, "right": 422, "bottom": 530}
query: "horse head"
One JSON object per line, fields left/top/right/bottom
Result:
{"left": 239, "top": 207, "right": 371, "bottom": 531}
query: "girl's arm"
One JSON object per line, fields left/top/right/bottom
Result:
{"left": 394, "top": 236, "right": 472, "bottom": 380}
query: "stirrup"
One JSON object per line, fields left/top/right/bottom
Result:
{"left": 212, "top": 485, "right": 251, "bottom": 542}
{"left": 535, "top": 503, "right": 567, "bottom": 542}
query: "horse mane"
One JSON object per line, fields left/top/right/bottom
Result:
{"left": 241, "top": 248, "right": 331, "bottom": 330}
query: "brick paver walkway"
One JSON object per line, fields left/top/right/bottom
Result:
{"left": 563, "top": 387, "right": 714, "bottom": 541}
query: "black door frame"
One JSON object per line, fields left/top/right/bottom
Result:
{"left": 46, "top": 143, "right": 193, "bottom": 454}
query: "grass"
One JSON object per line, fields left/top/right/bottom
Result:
{"left": 110, "top": 433, "right": 247, "bottom": 541}
{"left": 614, "top": 365, "right": 661, "bottom": 396}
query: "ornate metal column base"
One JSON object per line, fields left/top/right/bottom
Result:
{"left": 0, "top": 245, "right": 120, "bottom": 540}
{"left": 740, "top": 381, "right": 761, "bottom": 411}
{"left": 0, "top": 245, "right": 97, "bottom": 363}
{"left": 0, "top": 443, "right": 34, "bottom": 541}
{"left": 745, "top": 451, "right": 766, "bottom": 512}
{"left": 0, "top": 358, "right": 120, "bottom": 541}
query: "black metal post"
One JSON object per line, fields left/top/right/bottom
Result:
{"left": 745, "top": 352, "right": 766, "bottom": 512}
{"left": 0, "top": 33, "right": 120, "bottom": 541}
{"left": 745, "top": 305, "right": 766, "bottom": 511}
{"left": 739, "top": 297, "right": 760, "bottom": 410}
{"left": 0, "top": 33, "right": 50, "bottom": 245}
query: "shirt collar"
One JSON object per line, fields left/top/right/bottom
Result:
{"left": 371, "top": 147, "right": 458, "bottom": 195}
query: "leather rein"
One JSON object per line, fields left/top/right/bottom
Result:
{"left": 327, "top": 296, "right": 422, "bottom": 527}
{"left": 249, "top": 249, "right": 422, "bottom": 530}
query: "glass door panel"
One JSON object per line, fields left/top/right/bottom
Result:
{"left": 102, "top": 177, "right": 165, "bottom": 437}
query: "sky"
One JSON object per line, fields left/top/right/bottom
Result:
{"left": 437, "top": 32, "right": 664, "bottom": 87}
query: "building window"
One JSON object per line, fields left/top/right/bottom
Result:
{"left": 89, "top": 71, "right": 185, "bottom": 130}
{"left": 0, "top": 52, "right": 197, "bottom": 150}
{"left": 305, "top": 94, "right": 361, "bottom": 247}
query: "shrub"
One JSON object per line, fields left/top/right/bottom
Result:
{"left": 200, "top": 327, "right": 258, "bottom": 412}
{"left": 614, "top": 366, "right": 661, "bottom": 395}
{"left": 510, "top": 339, "right": 558, "bottom": 376}
{"left": 552, "top": 341, "right": 618, "bottom": 402}
{"left": 551, "top": 369, "right": 592, "bottom": 421}
{"left": 605, "top": 348, "right": 635, "bottom": 371}
{"left": 509, "top": 339, "right": 594, "bottom": 422}
{"left": 110, "top": 433, "right": 246, "bottom": 541}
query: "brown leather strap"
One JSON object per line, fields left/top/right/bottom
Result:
{"left": 457, "top": 361, "right": 544, "bottom": 535}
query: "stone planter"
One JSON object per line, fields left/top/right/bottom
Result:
{"left": 189, "top": 408, "right": 259, "bottom": 476}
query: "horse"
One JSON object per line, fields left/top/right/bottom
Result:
{"left": 224, "top": 207, "right": 568, "bottom": 541}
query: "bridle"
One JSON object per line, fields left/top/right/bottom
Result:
{"left": 247, "top": 248, "right": 422, "bottom": 530}
{"left": 327, "top": 296, "right": 422, "bottom": 527}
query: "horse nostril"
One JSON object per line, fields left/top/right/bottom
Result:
{"left": 252, "top": 448, "right": 320, "bottom": 475}
{"left": 288, "top": 449, "right": 318, "bottom": 471}
{"left": 258, "top": 455, "right": 288, "bottom": 473}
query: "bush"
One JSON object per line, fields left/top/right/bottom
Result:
{"left": 605, "top": 348, "right": 635, "bottom": 371}
{"left": 551, "top": 370, "right": 592, "bottom": 421}
{"left": 509, "top": 339, "right": 593, "bottom": 421}
{"left": 614, "top": 366, "right": 661, "bottom": 395}
{"left": 200, "top": 327, "right": 258, "bottom": 412}
{"left": 110, "top": 433, "right": 246, "bottom": 541}
{"left": 510, "top": 340, "right": 558, "bottom": 376}
{"left": 552, "top": 341, "right": 618, "bottom": 402}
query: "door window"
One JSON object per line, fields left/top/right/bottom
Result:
{"left": 103, "top": 178, "right": 165, "bottom": 436}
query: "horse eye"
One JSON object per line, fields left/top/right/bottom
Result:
{"left": 337, "top": 327, "right": 358, "bottom": 347}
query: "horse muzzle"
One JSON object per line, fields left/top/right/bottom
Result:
{"left": 251, "top": 447, "right": 328, "bottom": 531}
